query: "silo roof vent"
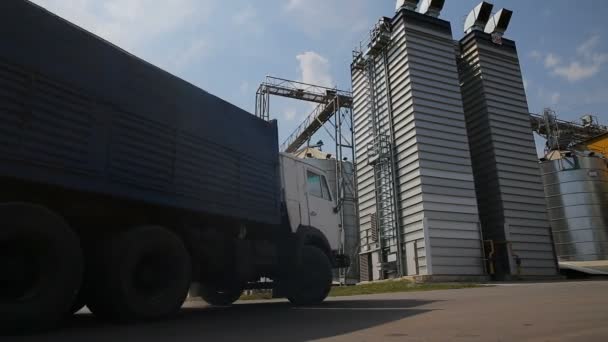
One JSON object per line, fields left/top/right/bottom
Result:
{"left": 484, "top": 8, "right": 513, "bottom": 36}
{"left": 418, "top": 0, "right": 445, "bottom": 18}
{"left": 464, "top": 2, "right": 494, "bottom": 34}
{"left": 396, "top": 0, "right": 420, "bottom": 12}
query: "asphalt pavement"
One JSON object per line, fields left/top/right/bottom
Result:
{"left": 7, "top": 280, "right": 608, "bottom": 342}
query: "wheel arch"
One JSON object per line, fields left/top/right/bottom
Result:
{"left": 295, "top": 225, "right": 335, "bottom": 267}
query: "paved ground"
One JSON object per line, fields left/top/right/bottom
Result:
{"left": 8, "top": 281, "right": 608, "bottom": 342}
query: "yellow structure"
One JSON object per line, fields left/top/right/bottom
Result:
{"left": 577, "top": 133, "right": 608, "bottom": 155}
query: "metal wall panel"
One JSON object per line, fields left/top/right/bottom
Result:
{"left": 541, "top": 155, "right": 608, "bottom": 261}
{"left": 458, "top": 31, "right": 558, "bottom": 278}
{"left": 352, "top": 9, "right": 485, "bottom": 279}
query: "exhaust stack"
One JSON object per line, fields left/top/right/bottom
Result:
{"left": 395, "top": 0, "right": 420, "bottom": 12}
{"left": 464, "top": 2, "right": 494, "bottom": 34}
{"left": 485, "top": 8, "right": 513, "bottom": 37}
{"left": 418, "top": 0, "right": 446, "bottom": 18}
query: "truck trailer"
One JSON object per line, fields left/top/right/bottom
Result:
{"left": 0, "top": 0, "right": 348, "bottom": 332}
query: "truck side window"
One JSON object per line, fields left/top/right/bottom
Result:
{"left": 321, "top": 176, "right": 332, "bottom": 201}
{"left": 307, "top": 171, "right": 323, "bottom": 198}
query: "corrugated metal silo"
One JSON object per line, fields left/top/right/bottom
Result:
{"left": 352, "top": 4, "right": 486, "bottom": 281}
{"left": 541, "top": 154, "right": 608, "bottom": 263}
{"left": 457, "top": 6, "right": 558, "bottom": 279}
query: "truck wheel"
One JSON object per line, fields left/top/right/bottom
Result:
{"left": 287, "top": 246, "right": 332, "bottom": 306}
{"left": 86, "top": 226, "right": 191, "bottom": 322}
{"left": 0, "top": 203, "right": 83, "bottom": 333}
{"left": 199, "top": 281, "right": 243, "bottom": 306}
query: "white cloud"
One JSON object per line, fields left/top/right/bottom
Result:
{"left": 529, "top": 50, "right": 542, "bottom": 61}
{"left": 284, "top": 108, "right": 298, "bottom": 121}
{"left": 232, "top": 5, "right": 262, "bottom": 35}
{"left": 30, "top": 0, "right": 212, "bottom": 52}
{"left": 284, "top": 0, "right": 369, "bottom": 37}
{"left": 296, "top": 51, "right": 333, "bottom": 88}
{"left": 285, "top": 0, "right": 304, "bottom": 11}
{"left": 537, "top": 35, "right": 608, "bottom": 82}
{"left": 168, "top": 38, "right": 209, "bottom": 72}
{"left": 536, "top": 87, "right": 562, "bottom": 108}
{"left": 552, "top": 62, "right": 600, "bottom": 82}
{"left": 577, "top": 35, "right": 600, "bottom": 57}
{"left": 544, "top": 54, "right": 560, "bottom": 68}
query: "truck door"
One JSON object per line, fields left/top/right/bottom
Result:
{"left": 305, "top": 168, "right": 340, "bottom": 249}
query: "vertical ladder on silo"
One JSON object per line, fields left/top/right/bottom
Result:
{"left": 355, "top": 18, "right": 402, "bottom": 277}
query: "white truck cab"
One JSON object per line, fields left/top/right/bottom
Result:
{"left": 280, "top": 153, "right": 341, "bottom": 251}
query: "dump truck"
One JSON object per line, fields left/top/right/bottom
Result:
{"left": 0, "top": 0, "right": 348, "bottom": 332}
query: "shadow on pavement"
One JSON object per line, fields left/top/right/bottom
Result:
{"left": 12, "top": 299, "right": 436, "bottom": 342}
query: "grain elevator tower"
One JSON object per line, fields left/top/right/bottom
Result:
{"left": 352, "top": 0, "right": 487, "bottom": 281}
{"left": 457, "top": 2, "right": 559, "bottom": 279}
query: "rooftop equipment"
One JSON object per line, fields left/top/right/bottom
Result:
{"left": 395, "top": 0, "right": 420, "bottom": 12}
{"left": 464, "top": 2, "right": 494, "bottom": 33}
{"left": 484, "top": 8, "right": 513, "bottom": 36}
{"left": 417, "top": 0, "right": 445, "bottom": 17}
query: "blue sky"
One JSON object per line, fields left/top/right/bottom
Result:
{"left": 31, "top": 0, "right": 608, "bottom": 155}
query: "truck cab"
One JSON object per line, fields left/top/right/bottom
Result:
{"left": 280, "top": 153, "right": 341, "bottom": 253}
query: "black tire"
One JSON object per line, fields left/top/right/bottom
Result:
{"left": 0, "top": 203, "right": 83, "bottom": 333}
{"left": 287, "top": 246, "right": 332, "bottom": 306}
{"left": 86, "top": 226, "right": 191, "bottom": 323}
{"left": 199, "top": 281, "right": 243, "bottom": 306}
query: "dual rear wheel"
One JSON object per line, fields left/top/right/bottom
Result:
{"left": 0, "top": 203, "right": 192, "bottom": 333}
{"left": 0, "top": 203, "right": 83, "bottom": 333}
{"left": 84, "top": 226, "right": 192, "bottom": 323}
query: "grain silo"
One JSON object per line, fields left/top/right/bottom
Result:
{"left": 540, "top": 152, "right": 608, "bottom": 273}
{"left": 352, "top": 0, "right": 487, "bottom": 281}
{"left": 457, "top": 2, "right": 559, "bottom": 279}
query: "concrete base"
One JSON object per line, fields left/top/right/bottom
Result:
{"left": 488, "top": 273, "right": 565, "bottom": 282}
{"left": 560, "top": 260, "right": 608, "bottom": 275}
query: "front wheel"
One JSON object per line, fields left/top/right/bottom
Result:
{"left": 286, "top": 246, "right": 332, "bottom": 306}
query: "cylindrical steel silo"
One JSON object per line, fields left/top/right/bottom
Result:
{"left": 540, "top": 154, "right": 608, "bottom": 262}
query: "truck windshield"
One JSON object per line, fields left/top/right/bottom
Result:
{"left": 307, "top": 170, "right": 332, "bottom": 201}
{"left": 307, "top": 171, "right": 323, "bottom": 198}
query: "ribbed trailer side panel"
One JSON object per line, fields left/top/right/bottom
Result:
{"left": 0, "top": 0, "right": 280, "bottom": 225}
{"left": 458, "top": 31, "right": 558, "bottom": 277}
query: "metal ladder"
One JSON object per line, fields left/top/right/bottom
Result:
{"left": 355, "top": 18, "right": 401, "bottom": 276}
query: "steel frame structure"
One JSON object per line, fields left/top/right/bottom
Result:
{"left": 530, "top": 109, "right": 607, "bottom": 152}
{"left": 254, "top": 75, "right": 358, "bottom": 284}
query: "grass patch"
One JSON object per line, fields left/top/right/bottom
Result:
{"left": 329, "top": 280, "right": 482, "bottom": 297}
{"left": 240, "top": 292, "right": 273, "bottom": 301}
{"left": 240, "top": 281, "right": 482, "bottom": 301}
